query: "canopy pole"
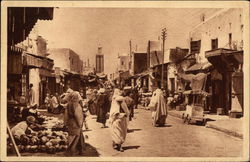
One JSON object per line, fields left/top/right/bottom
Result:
{"left": 7, "top": 122, "right": 21, "bottom": 157}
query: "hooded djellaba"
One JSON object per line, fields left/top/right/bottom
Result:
{"left": 148, "top": 88, "right": 168, "bottom": 127}
{"left": 96, "top": 88, "right": 110, "bottom": 128}
{"left": 108, "top": 89, "right": 130, "bottom": 152}
{"left": 86, "top": 89, "right": 98, "bottom": 115}
{"left": 64, "top": 91, "right": 85, "bottom": 156}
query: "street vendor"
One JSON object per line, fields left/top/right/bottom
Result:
{"left": 60, "top": 88, "right": 74, "bottom": 107}
{"left": 50, "top": 93, "right": 64, "bottom": 114}
{"left": 44, "top": 93, "right": 51, "bottom": 112}
{"left": 11, "top": 116, "right": 36, "bottom": 140}
{"left": 21, "top": 104, "right": 39, "bottom": 121}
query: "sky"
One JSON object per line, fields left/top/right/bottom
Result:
{"left": 34, "top": 8, "right": 221, "bottom": 74}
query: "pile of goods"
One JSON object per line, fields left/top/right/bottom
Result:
{"left": 7, "top": 134, "right": 14, "bottom": 154}
{"left": 42, "top": 116, "right": 66, "bottom": 132}
{"left": 7, "top": 116, "right": 69, "bottom": 154}
{"left": 140, "top": 93, "right": 152, "bottom": 107}
{"left": 7, "top": 105, "right": 24, "bottom": 123}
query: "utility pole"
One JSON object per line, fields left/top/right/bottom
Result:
{"left": 129, "top": 40, "right": 132, "bottom": 70}
{"left": 161, "top": 28, "right": 167, "bottom": 89}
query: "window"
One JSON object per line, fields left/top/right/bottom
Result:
{"left": 190, "top": 40, "right": 201, "bottom": 54}
{"left": 211, "top": 38, "right": 218, "bottom": 50}
{"left": 121, "top": 61, "right": 124, "bottom": 65}
{"left": 229, "top": 33, "right": 232, "bottom": 49}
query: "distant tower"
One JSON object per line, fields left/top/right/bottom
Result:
{"left": 96, "top": 46, "right": 104, "bottom": 73}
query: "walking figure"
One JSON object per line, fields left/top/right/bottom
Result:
{"left": 109, "top": 89, "right": 130, "bottom": 152}
{"left": 148, "top": 87, "right": 168, "bottom": 127}
{"left": 96, "top": 88, "right": 109, "bottom": 128}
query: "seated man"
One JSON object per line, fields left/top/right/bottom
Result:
{"left": 44, "top": 93, "right": 51, "bottom": 112}
{"left": 22, "top": 104, "right": 39, "bottom": 121}
{"left": 11, "top": 116, "right": 36, "bottom": 143}
{"left": 50, "top": 93, "right": 64, "bottom": 114}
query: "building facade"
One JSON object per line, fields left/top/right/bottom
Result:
{"left": 48, "top": 48, "right": 84, "bottom": 91}
{"left": 48, "top": 48, "right": 83, "bottom": 74}
{"left": 96, "top": 46, "right": 104, "bottom": 74}
{"left": 118, "top": 55, "right": 129, "bottom": 72}
{"left": 13, "top": 36, "right": 54, "bottom": 106}
{"left": 189, "top": 8, "right": 244, "bottom": 116}
{"left": 189, "top": 8, "right": 244, "bottom": 63}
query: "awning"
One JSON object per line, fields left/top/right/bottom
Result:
{"left": 185, "top": 62, "right": 212, "bottom": 73}
{"left": 139, "top": 69, "right": 154, "bottom": 78}
{"left": 183, "top": 90, "right": 211, "bottom": 97}
{"left": 24, "top": 53, "right": 43, "bottom": 68}
{"left": 178, "top": 73, "right": 195, "bottom": 82}
{"left": 205, "top": 48, "right": 237, "bottom": 57}
{"left": 54, "top": 67, "right": 64, "bottom": 77}
{"left": 63, "top": 69, "right": 80, "bottom": 76}
{"left": 178, "top": 72, "right": 207, "bottom": 91}
{"left": 39, "top": 68, "right": 54, "bottom": 77}
{"left": 205, "top": 48, "right": 243, "bottom": 72}
{"left": 24, "top": 53, "right": 54, "bottom": 70}
{"left": 190, "top": 73, "right": 207, "bottom": 91}
{"left": 8, "top": 7, "right": 54, "bottom": 45}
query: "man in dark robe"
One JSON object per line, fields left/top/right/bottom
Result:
{"left": 124, "top": 91, "right": 134, "bottom": 121}
{"left": 96, "top": 88, "right": 109, "bottom": 128}
{"left": 132, "top": 87, "right": 139, "bottom": 109}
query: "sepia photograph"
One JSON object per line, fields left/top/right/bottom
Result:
{"left": 1, "top": 1, "right": 249, "bottom": 161}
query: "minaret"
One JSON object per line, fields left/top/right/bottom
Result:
{"left": 96, "top": 46, "right": 104, "bottom": 73}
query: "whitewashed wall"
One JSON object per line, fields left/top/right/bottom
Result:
{"left": 190, "top": 8, "right": 243, "bottom": 63}
{"left": 29, "top": 68, "right": 40, "bottom": 106}
{"left": 48, "top": 49, "right": 70, "bottom": 71}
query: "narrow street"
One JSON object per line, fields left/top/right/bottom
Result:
{"left": 84, "top": 107, "right": 243, "bottom": 157}
{"left": 4, "top": 5, "right": 247, "bottom": 160}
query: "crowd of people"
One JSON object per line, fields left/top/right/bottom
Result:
{"left": 58, "top": 83, "right": 168, "bottom": 154}
{"left": 10, "top": 82, "right": 169, "bottom": 155}
{"left": 56, "top": 85, "right": 140, "bottom": 154}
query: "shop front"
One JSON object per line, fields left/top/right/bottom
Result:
{"left": 7, "top": 47, "right": 26, "bottom": 102}
{"left": 24, "top": 53, "right": 54, "bottom": 106}
{"left": 39, "top": 68, "right": 55, "bottom": 106}
{"left": 205, "top": 48, "right": 243, "bottom": 117}
{"left": 54, "top": 67, "right": 65, "bottom": 95}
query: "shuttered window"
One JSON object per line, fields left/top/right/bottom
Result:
{"left": 190, "top": 40, "right": 201, "bottom": 54}
{"left": 211, "top": 38, "right": 218, "bottom": 50}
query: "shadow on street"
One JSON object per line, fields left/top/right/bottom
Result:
{"left": 127, "top": 128, "right": 142, "bottom": 133}
{"left": 78, "top": 143, "right": 100, "bottom": 157}
{"left": 157, "top": 124, "right": 172, "bottom": 127}
{"left": 123, "top": 145, "right": 140, "bottom": 150}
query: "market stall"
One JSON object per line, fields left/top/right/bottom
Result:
{"left": 7, "top": 110, "right": 68, "bottom": 156}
